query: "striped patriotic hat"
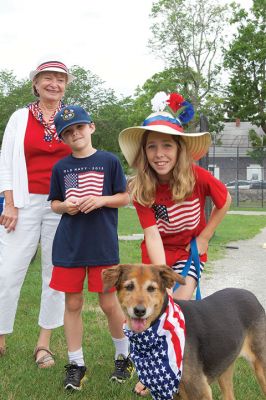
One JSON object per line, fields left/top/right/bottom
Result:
{"left": 29, "top": 59, "right": 75, "bottom": 83}
{"left": 119, "top": 92, "right": 211, "bottom": 166}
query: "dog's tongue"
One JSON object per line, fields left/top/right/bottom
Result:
{"left": 131, "top": 318, "right": 147, "bottom": 332}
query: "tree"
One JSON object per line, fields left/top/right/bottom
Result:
{"left": 64, "top": 65, "right": 139, "bottom": 164}
{"left": 0, "top": 71, "right": 34, "bottom": 143}
{"left": 224, "top": 0, "right": 266, "bottom": 134}
{"left": 132, "top": 67, "right": 225, "bottom": 136}
{"left": 0, "top": 66, "right": 125, "bottom": 151}
{"left": 0, "top": 71, "right": 19, "bottom": 95}
{"left": 148, "top": 0, "right": 230, "bottom": 110}
{"left": 93, "top": 97, "right": 135, "bottom": 163}
{"left": 64, "top": 65, "right": 116, "bottom": 116}
{"left": 247, "top": 129, "right": 266, "bottom": 165}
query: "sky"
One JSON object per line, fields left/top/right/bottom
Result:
{"left": 0, "top": 0, "right": 253, "bottom": 97}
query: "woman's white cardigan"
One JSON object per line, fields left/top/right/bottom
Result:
{"left": 0, "top": 108, "right": 30, "bottom": 208}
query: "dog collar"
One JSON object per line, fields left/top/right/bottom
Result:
{"left": 124, "top": 296, "right": 185, "bottom": 400}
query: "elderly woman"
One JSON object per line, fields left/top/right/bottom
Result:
{"left": 0, "top": 58, "right": 75, "bottom": 367}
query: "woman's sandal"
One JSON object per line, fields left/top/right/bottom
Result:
{"left": 34, "top": 346, "right": 55, "bottom": 369}
{"left": 0, "top": 346, "right": 6, "bottom": 356}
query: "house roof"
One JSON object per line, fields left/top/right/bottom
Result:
{"left": 208, "top": 121, "right": 264, "bottom": 158}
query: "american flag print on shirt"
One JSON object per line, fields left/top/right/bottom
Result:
{"left": 152, "top": 198, "right": 200, "bottom": 234}
{"left": 64, "top": 171, "right": 104, "bottom": 199}
{"left": 124, "top": 297, "right": 185, "bottom": 400}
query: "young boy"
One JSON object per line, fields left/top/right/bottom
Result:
{"left": 49, "top": 105, "right": 134, "bottom": 390}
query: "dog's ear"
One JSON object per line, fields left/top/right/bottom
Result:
{"left": 157, "top": 264, "right": 185, "bottom": 289}
{"left": 102, "top": 266, "right": 121, "bottom": 292}
{"left": 102, "top": 264, "right": 131, "bottom": 292}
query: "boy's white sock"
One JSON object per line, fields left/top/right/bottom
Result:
{"left": 112, "top": 337, "right": 129, "bottom": 359}
{"left": 68, "top": 347, "right": 85, "bottom": 366}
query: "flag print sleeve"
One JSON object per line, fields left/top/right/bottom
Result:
{"left": 133, "top": 200, "right": 157, "bottom": 229}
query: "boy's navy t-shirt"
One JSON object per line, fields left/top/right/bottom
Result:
{"left": 48, "top": 150, "right": 126, "bottom": 267}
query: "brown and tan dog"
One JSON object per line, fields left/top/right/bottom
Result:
{"left": 103, "top": 263, "right": 266, "bottom": 400}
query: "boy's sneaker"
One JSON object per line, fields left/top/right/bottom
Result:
{"left": 64, "top": 362, "right": 87, "bottom": 390}
{"left": 110, "top": 354, "right": 135, "bottom": 383}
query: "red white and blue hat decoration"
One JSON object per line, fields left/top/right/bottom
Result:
{"left": 29, "top": 59, "right": 75, "bottom": 83}
{"left": 119, "top": 91, "right": 211, "bottom": 166}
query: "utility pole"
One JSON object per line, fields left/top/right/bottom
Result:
{"left": 199, "top": 114, "right": 212, "bottom": 221}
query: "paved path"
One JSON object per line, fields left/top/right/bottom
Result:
{"left": 119, "top": 233, "right": 144, "bottom": 241}
{"left": 201, "top": 226, "right": 266, "bottom": 309}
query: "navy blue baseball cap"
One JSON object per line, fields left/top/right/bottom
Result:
{"left": 55, "top": 105, "right": 93, "bottom": 138}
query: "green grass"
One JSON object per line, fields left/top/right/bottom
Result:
{"left": 230, "top": 205, "right": 266, "bottom": 211}
{"left": 118, "top": 207, "right": 142, "bottom": 235}
{"left": 1, "top": 209, "right": 266, "bottom": 399}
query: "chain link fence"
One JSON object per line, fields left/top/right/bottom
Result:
{"left": 201, "top": 145, "right": 266, "bottom": 208}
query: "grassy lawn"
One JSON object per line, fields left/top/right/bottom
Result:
{"left": 230, "top": 206, "right": 266, "bottom": 211}
{"left": 1, "top": 209, "right": 266, "bottom": 399}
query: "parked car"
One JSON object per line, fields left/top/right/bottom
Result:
{"left": 225, "top": 180, "right": 251, "bottom": 189}
{"left": 249, "top": 181, "right": 266, "bottom": 189}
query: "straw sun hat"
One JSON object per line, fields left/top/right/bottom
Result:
{"left": 119, "top": 92, "right": 211, "bottom": 167}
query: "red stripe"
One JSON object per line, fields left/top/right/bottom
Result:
{"left": 163, "top": 304, "right": 183, "bottom": 369}
{"left": 37, "top": 61, "right": 68, "bottom": 72}
{"left": 157, "top": 216, "right": 200, "bottom": 233}
{"left": 173, "top": 303, "right": 185, "bottom": 331}
{"left": 146, "top": 120, "right": 184, "bottom": 133}
{"left": 66, "top": 188, "right": 102, "bottom": 198}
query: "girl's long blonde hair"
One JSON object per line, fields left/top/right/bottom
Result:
{"left": 128, "top": 132, "right": 195, "bottom": 207}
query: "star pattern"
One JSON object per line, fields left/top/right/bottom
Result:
{"left": 153, "top": 204, "right": 170, "bottom": 222}
{"left": 124, "top": 297, "right": 185, "bottom": 400}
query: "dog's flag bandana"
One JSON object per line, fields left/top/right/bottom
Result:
{"left": 124, "top": 296, "right": 185, "bottom": 400}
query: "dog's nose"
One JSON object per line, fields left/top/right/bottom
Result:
{"left": 133, "top": 305, "right": 146, "bottom": 317}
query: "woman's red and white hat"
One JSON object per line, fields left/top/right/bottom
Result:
{"left": 119, "top": 92, "right": 211, "bottom": 166}
{"left": 29, "top": 58, "right": 75, "bottom": 83}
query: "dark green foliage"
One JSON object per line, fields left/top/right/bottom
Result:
{"left": 224, "top": 0, "right": 266, "bottom": 134}
{"left": 247, "top": 129, "right": 266, "bottom": 164}
{"left": 0, "top": 71, "right": 34, "bottom": 144}
{"left": 148, "top": 0, "right": 229, "bottom": 108}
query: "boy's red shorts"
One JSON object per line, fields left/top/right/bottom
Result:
{"left": 49, "top": 265, "right": 116, "bottom": 293}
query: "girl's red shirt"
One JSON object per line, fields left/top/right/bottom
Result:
{"left": 133, "top": 165, "right": 228, "bottom": 264}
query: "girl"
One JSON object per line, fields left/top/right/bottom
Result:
{"left": 119, "top": 92, "right": 231, "bottom": 395}
{"left": 119, "top": 92, "right": 231, "bottom": 300}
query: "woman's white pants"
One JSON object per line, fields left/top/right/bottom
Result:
{"left": 0, "top": 194, "right": 64, "bottom": 334}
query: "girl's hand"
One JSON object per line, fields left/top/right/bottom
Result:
{"left": 0, "top": 204, "right": 18, "bottom": 232}
{"left": 78, "top": 195, "right": 104, "bottom": 214}
{"left": 185, "top": 236, "right": 209, "bottom": 255}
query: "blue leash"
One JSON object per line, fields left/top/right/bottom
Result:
{"left": 173, "top": 238, "right": 202, "bottom": 300}
{"left": 0, "top": 197, "right": 4, "bottom": 215}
